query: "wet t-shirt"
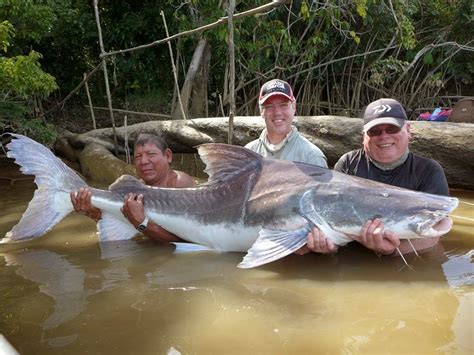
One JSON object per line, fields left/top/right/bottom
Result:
{"left": 334, "top": 149, "right": 449, "bottom": 196}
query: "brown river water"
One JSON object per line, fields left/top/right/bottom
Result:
{"left": 0, "top": 158, "right": 473, "bottom": 354}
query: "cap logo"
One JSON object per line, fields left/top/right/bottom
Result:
{"left": 373, "top": 104, "right": 392, "bottom": 115}
{"left": 267, "top": 80, "right": 286, "bottom": 92}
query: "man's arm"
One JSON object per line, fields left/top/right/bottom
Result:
{"left": 121, "top": 193, "right": 185, "bottom": 243}
{"left": 70, "top": 188, "right": 102, "bottom": 222}
{"left": 350, "top": 218, "right": 439, "bottom": 255}
{"left": 140, "top": 222, "right": 184, "bottom": 243}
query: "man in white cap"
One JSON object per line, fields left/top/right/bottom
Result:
{"left": 245, "top": 79, "right": 327, "bottom": 167}
{"left": 299, "top": 98, "right": 450, "bottom": 256}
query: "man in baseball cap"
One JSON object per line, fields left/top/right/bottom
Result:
{"left": 300, "top": 97, "right": 450, "bottom": 258}
{"left": 245, "top": 79, "right": 327, "bottom": 168}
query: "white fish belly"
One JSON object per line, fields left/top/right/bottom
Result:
{"left": 149, "top": 212, "right": 260, "bottom": 252}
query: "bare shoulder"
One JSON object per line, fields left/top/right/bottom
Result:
{"left": 174, "top": 170, "right": 197, "bottom": 187}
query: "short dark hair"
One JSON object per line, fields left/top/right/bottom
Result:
{"left": 134, "top": 133, "right": 168, "bottom": 153}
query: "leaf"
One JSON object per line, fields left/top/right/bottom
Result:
{"left": 299, "top": 1, "right": 310, "bottom": 21}
{"left": 423, "top": 52, "right": 433, "bottom": 65}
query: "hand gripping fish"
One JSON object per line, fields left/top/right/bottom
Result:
{"left": 2, "top": 134, "right": 458, "bottom": 268}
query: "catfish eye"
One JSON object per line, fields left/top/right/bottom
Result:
{"left": 381, "top": 192, "right": 389, "bottom": 197}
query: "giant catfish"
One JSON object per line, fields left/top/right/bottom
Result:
{"left": 2, "top": 134, "right": 458, "bottom": 268}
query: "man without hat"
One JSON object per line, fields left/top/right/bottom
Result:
{"left": 245, "top": 79, "right": 327, "bottom": 167}
{"left": 70, "top": 133, "right": 196, "bottom": 244}
{"left": 298, "top": 98, "right": 450, "bottom": 256}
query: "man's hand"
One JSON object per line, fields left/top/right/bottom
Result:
{"left": 70, "top": 188, "right": 102, "bottom": 221}
{"left": 295, "top": 227, "right": 338, "bottom": 255}
{"left": 121, "top": 193, "right": 146, "bottom": 228}
{"left": 354, "top": 218, "right": 400, "bottom": 255}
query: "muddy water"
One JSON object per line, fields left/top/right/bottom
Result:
{"left": 0, "top": 159, "right": 473, "bottom": 354}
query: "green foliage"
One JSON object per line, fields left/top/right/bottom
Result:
{"left": 0, "top": 0, "right": 56, "bottom": 46}
{"left": 0, "top": 1, "right": 60, "bottom": 137}
{"left": 0, "top": 1, "right": 59, "bottom": 99}
{"left": 299, "top": 1, "right": 310, "bottom": 20}
{"left": 1, "top": 0, "right": 472, "bottom": 124}
{"left": 0, "top": 100, "right": 27, "bottom": 120}
{"left": 368, "top": 57, "right": 410, "bottom": 86}
{"left": 399, "top": 15, "right": 416, "bottom": 49}
{"left": 0, "top": 100, "right": 57, "bottom": 145}
{"left": 0, "top": 20, "right": 14, "bottom": 52}
{"left": 0, "top": 50, "right": 58, "bottom": 98}
{"left": 355, "top": 0, "right": 368, "bottom": 18}
{"left": 423, "top": 52, "right": 434, "bottom": 65}
{"left": 424, "top": 72, "right": 444, "bottom": 89}
{"left": 0, "top": 115, "right": 57, "bottom": 145}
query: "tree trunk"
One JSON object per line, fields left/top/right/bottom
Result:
{"left": 172, "top": 38, "right": 210, "bottom": 119}
{"left": 55, "top": 117, "right": 474, "bottom": 190}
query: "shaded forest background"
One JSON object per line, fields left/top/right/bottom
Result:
{"left": 1, "top": 0, "right": 473, "bottom": 144}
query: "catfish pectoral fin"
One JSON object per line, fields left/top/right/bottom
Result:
{"left": 238, "top": 227, "right": 309, "bottom": 269}
{"left": 300, "top": 189, "right": 352, "bottom": 246}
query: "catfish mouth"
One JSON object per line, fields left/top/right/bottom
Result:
{"left": 418, "top": 215, "right": 453, "bottom": 238}
{"left": 417, "top": 197, "right": 458, "bottom": 238}
{"left": 431, "top": 216, "right": 453, "bottom": 234}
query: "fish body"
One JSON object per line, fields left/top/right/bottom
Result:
{"left": 3, "top": 134, "right": 458, "bottom": 268}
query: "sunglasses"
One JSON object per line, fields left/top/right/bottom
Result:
{"left": 366, "top": 126, "right": 402, "bottom": 137}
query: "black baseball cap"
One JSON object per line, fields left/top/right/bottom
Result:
{"left": 363, "top": 98, "right": 407, "bottom": 131}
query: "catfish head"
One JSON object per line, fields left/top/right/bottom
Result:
{"left": 302, "top": 172, "right": 459, "bottom": 242}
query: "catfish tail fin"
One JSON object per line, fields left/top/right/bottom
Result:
{"left": 2, "top": 134, "right": 88, "bottom": 243}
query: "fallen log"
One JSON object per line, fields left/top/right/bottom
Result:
{"left": 55, "top": 116, "right": 474, "bottom": 190}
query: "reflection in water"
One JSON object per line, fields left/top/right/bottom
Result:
{"left": 99, "top": 240, "right": 144, "bottom": 261}
{"left": 0, "top": 159, "right": 473, "bottom": 354}
{"left": 2, "top": 249, "right": 87, "bottom": 331}
{"left": 440, "top": 250, "right": 474, "bottom": 353}
{"left": 442, "top": 250, "right": 474, "bottom": 288}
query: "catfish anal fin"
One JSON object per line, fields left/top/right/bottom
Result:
{"left": 97, "top": 212, "right": 138, "bottom": 242}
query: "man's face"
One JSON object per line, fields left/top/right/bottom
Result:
{"left": 363, "top": 123, "right": 411, "bottom": 163}
{"left": 134, "top": 142, "right": 172, "bottom": 186}
{"left": 260, "top": 95, "right": 296, "bottom": 138}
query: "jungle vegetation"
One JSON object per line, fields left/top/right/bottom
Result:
{"left": 0, "top": 0, "right": 473, "bottom": 143}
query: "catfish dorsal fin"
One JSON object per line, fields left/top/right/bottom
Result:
{"left": 109, "top": 175, "right": 148, "bottom": 194}
{"left": 196, "top": 143, "right": 263, "bottom": 184}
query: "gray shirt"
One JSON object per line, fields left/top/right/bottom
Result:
{"left": 245, "top": 126, "right": 328, "bottom": 167}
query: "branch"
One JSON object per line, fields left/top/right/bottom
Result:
{"left": 85, "top": 105, "right": 172, "bottom": 119}
{"left": 102, "top": 0, "right": 288, "bottom": 58}
{"left": 227, "top": 0, "right": 236, "bottom": 144}
{"left": 287, "top": 46, "right": 398, "bottom": 79}
{"left": 44, "top": 62, "right": 102, "bottom": 115}
{"left": 161, "top": 10, "right": 187, "bottom": 120}
{"left": 393, "top": 40, "right": 474, "bottom": 92}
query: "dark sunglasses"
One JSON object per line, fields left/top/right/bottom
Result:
{"left": 366, "top": 126, "right": 402, "bottom": 137}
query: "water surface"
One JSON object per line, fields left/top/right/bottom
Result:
{"left": 0, "top": 159, "right": 473, "bottom": 354}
